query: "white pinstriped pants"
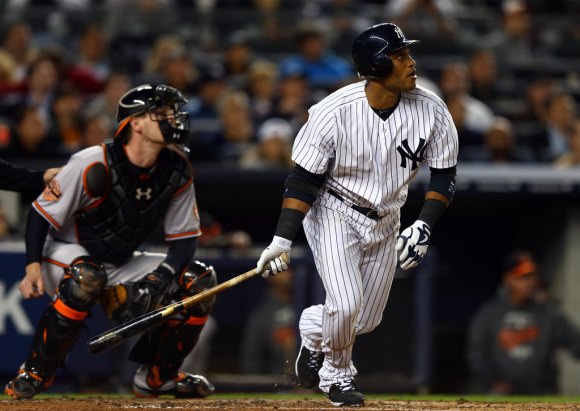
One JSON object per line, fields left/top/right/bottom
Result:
{"left": 301, "top": 194, "right": 399, "bottom": 392}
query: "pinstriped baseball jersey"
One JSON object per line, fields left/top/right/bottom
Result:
{"left": 292, "top": 81, "right": 458, "bottom": 212}
{"left": 293, "top": 80, "right": 458, "bottom": 392}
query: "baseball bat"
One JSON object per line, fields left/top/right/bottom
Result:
{"left": 86, "top": 252, "right": 289, "bottom": 354}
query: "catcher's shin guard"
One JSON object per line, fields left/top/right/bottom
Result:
{"left": 5, "top": 303, "right": 85, "bottom": 399}
{"left": 129, "top": 317, "right": 207, "bottom": 381}
{"left": 130, "top": 316, "right": 214, "bottom": 397}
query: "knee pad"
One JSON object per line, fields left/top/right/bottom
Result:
{"left": 174, "top": 260, "right": 218, "bottom": 317}
{"left": 57, "top": 256, "right": 107, "bottom": 312}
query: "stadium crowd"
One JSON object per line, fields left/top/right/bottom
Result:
{"left": 0, "top": 0, "right": 579, "bottom": 170}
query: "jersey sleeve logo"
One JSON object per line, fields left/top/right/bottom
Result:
{"left": 396, "top": 138, "right": 427, "bottom": 170}
{"left": 42, "top": 180, "right": 62, "bottom": 202}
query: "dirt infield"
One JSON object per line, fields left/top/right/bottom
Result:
{"left": 1, "top": 398, "right": 580, "bottom": 411}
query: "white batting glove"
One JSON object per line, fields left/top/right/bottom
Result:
{"left": 396, "top": 220, "right": 431, "bottom": 270}
{"left": 257, "top": 236, "right": 291, "bottom": 278}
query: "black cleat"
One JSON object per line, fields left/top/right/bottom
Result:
{"left": 295, "top": 343, "right": 323, "bottom": 388}
{"left": 4, "top": 364, "right": 55, "bottom": 400}
{"left": 327, "top": 379, "right": 365, "bottom": 407}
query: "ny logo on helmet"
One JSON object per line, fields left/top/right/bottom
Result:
{"left": 135, "top": 187, "right": 152, "bottom": 200}
{"left": 396, "top": 138, "right": 427, "bottom": 170}
{"left": 393, "top": 26, "right": 404, "bottom": 39}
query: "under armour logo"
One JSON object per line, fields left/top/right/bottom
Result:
{"left": 135, "top": 187, "right": 152, "bottom": 200}
{"left": 396, "top": 138, "right": 427, "bottom": 170}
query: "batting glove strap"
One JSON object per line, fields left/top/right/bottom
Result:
{"left": 395, "top": 220, "right": 431, "bottom": 270}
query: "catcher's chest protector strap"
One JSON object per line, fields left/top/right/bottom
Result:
{"left": 76, "top": 140, "right": 191, "bottom": 264}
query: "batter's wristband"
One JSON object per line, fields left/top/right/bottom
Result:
{"left": 274, "top": 208, "right": 305, "bottom": 242}
{"left": 417, "top": 199, "right": 446, "bottom": 228}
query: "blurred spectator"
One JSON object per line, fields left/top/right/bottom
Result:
{"left": 533, "top": 92, "right": 577, "bottom": 162}
{"left": 467, "top": 250, "right": 580, "bottom": 395}
{"left": 239, "top": 268, "right": 296, "bottom": 375}
{"left": 143, "top": 34, "right": 187, "bottom": 76}
{"left": 0, "top": 21, "right": 35, "bottom": 85}
{"left": 49, "top": 82, "right": 84, "bottom": 153}
{"left": 440, "top": 62, "right": 494, "bottom": 147}
{"left": 515, "top": 77, "right": 555, "bottom": 123}
{"left": 0, "top": 50, "right": 64, "bottom": 120}
{"left": 0, "top": 106, "right": 61, "bottom": 159}
{"left": 278, "top": 25, "right": 353, "bottom": 92}
{"left": 467, "top": 49, "right": 501, "bottom": 107}
{"left": 78, "top": 109, "right": 113, "bottom": 148}
{"left": 272, "top": 71, "right": 311, "bottom": 131}
{"left": 141, "top": 35, "right": 198, "bottom": 95}
{"left": 240, "top": 117, "right": 294, "bottom": 170}
{"left": 84, "top": 71, "right": 132, "bottom": 127}
{"left": 222, "top": 32, "right": 254, "bottom": 90}
{"left": 104, "top": 0, "right": 179, "bottom": 44}
{"left": 302, "top": 0, "right": 370, "bottom": 58}
{"left": 554, "top": 119, "right": 580, "bottom": 168}
{"left": 384, "top": 0, "right": 460, "bottom": 45}
{"left": 186, "top": 66, "right": 228, "bottom": 162}
{"left": 246, "top": 61, "right": 278, "bottom": 124}
{"left": 217, "top": 90, "right": 255, "bottom": 162}
{"left": 72, "top": 23, "right": 111, "bottom": 84}
{"left": 242, "top": 0, "right": 296, "bottom": 55}
{"left": 484, "top": 0, "right": 536, "bottom": 72}
{"left": 461, "top": 116, "right": 534, "bottom": 163}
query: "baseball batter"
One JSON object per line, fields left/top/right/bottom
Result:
{"left": 5, "top": 84, "right": 215, "bottom": 400}
{"left": 257, "top": 23, "right": 458, "bottom": 407}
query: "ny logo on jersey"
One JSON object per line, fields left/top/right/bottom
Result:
{"left": 393, "top": 26, "right": 404, "bottom": 39}
{"left": 135, "top": 187, "right": 152, "bottom": 200}
{"left": 396, "top": 138, "right": 427, "bottom": 170}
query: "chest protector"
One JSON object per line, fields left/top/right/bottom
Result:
{"left": 76, "top": 140, "right": 191, "bottom": 264}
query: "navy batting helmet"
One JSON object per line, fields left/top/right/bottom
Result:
{"left": 115, "top": 84, "right": 190, "bottom": 145}
{"left": 352, "top": 23, "right": 421, "bottom": 79}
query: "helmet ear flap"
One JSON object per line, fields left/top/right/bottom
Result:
{"left": 371, "top": 54, "right": 393, "bottom": 78}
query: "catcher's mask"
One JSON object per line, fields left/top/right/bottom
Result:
{"left": 115, "top": 84, "right": 190, "bottom": 145}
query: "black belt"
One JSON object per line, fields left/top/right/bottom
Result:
{"left": 327, "top": 189, "right": 382, "bottom": 220}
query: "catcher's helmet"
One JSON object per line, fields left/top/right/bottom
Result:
{"left": 352, "top": 23, "right": 421, "bottom": 79}
{"left": 115, "top": 84, "right": 190, "bottom": 144}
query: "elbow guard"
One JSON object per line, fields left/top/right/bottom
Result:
{"left": 283, "top": 165, "right": 326, "bottom": 206}
{"left": 427, "top": 171, "right": 456, "bottom": 204}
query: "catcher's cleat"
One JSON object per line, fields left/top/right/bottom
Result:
{"left": 4, "top": 364, "right": 55, "bottom": 400}
{"left": 133, "top": 365, "right": 215, "bottom": 398}
{"left": 295, "top": 342, "right": 323, "bottom": 389}
{"left": 327, "top": 379, "right": 365, "bottom": 407}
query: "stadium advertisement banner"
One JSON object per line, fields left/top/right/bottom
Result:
{"left": 0, "top": 251, "right": 47, "bottom": 373}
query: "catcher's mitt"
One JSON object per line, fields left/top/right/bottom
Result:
{"left": 100, "top": 271, "right": 171, "bottom": 323}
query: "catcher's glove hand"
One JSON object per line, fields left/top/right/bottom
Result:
{"left": 396, "top": 220, "right": 431, "bottom": 270}
{"left": 100, "top": 271, "right": 172, "bottom": 323}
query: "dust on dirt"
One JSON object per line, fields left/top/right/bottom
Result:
{"left": 1, "top": 398, "right": 580, "bottom": 411}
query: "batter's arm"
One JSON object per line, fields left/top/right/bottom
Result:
{"left": 417, "top": 166, "right": 456, "bottom": 228}
{"left": 256, "top": 166, "right": 326, "bottom": 276}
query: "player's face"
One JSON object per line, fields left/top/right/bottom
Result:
{"left": 144, "top": 106, "right": 177, "bottom": 144}
{"left": 384, "top": 48, "right": 418, "bottom": 92}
